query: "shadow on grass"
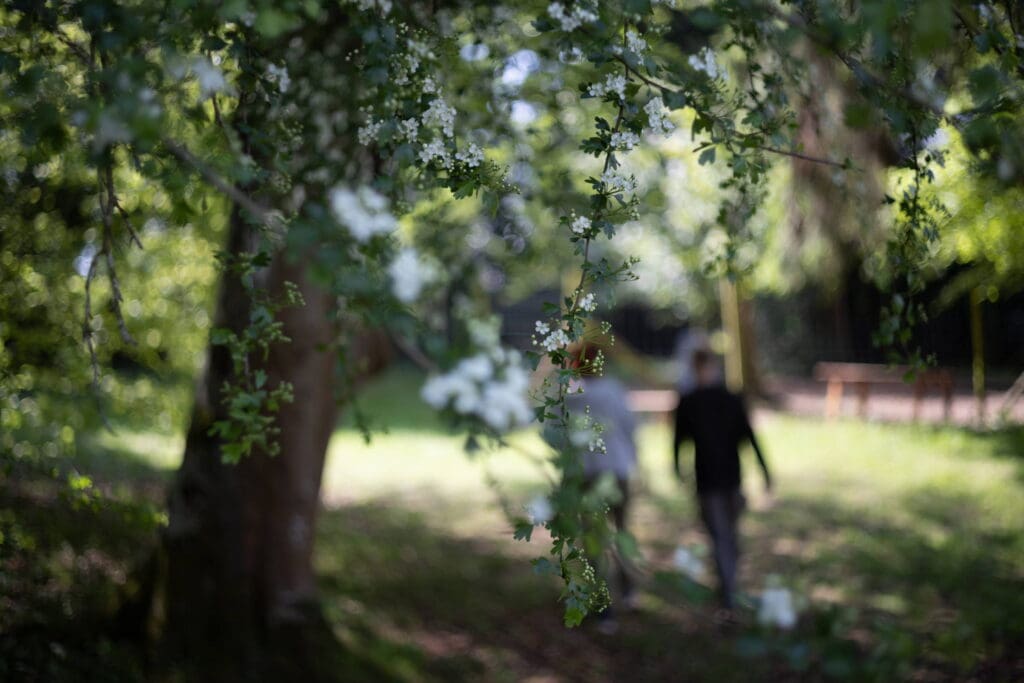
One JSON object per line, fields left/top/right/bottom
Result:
{"left": 738, "top": 488, "right": 1024, "bottom": 677}
{"left": 315, "top": 500, "right": 778, "bottom": 683}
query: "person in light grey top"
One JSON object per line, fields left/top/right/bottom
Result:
{"left": 567, "top": 375, "right": 638, "bottom": 480}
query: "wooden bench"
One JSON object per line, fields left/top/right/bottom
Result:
{"left": 813, "top": 362, "right": 954, "bottom": 421}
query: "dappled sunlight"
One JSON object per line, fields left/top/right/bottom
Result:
{"left": 314, "top": 368, "right": 1024, "bottom": 679}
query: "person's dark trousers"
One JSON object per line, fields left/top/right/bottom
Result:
{"left": 699, "top": 488, "right": 745, "bottom": 608}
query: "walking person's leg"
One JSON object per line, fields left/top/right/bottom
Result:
{"left": 700, "top": 491, "right": 739, "bottom": 608}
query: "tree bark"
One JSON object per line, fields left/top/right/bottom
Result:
{"left": 155, "top": 207, "right": 333, "bottom": 675}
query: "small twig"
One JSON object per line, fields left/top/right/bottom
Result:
{"left": 754, "top": 144, "right": 849, "bottom": 169}
{"left": 112, "top": 197, "right": 143, "bottom": 249}
{"left": 98, "top": 166, "right": 136, "bottom": 346}
{"left": 610, "top": 54, "right": 683, "bottom": 95}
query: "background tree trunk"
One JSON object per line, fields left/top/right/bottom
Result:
{"left": 156, "top": 206, "right": 341, "bottom": 679}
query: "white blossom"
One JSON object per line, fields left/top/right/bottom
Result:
{"left": 588, "top": 73, "right": 628, "bottom": 100}
{"left": 357, "top": 119, "right": 383, "bottom": 146}
{"left": 422, "top": 97, "right": 456, "bottom": 137}
{"left": 480, "top": 364, "right": 533, "bottom": 430}
{"left": 525, "top": 495, "right": 553, "bottom": 525}
{"left": 538, "top": 328, "right": 570, "bottom": 352}
{"left": 456, "top": 354, "right": 493, "bottom": 382}
{"left": 419, "top": 138, "right": 452, "bottom": 168}
{"left": 328, "top": 185, "right": 397, "bottom": 242}
{"left": 421, "top": 348, "right": 533, "bottom": 433}
{"left": 601, "top": 169, "right": 638, "bottom": 195}
{"left": 688, "top": 47, "right": 722, "bottom": 80}
{"left": 354, "top": 0, "right": 392, "bottom": 13}
{"left": 571, "top": 215, "right": 591, "bottom": 235}
{"left": 421, "top": 76, "right": 439, "bottom": 94}
{"left": 399, "top": 117, "right": 419, "bottom": 142}
{"left": 266, "top": 63, "right": 291, "bottom": 93}
{"left": 610, "top": 131, "right": 640, "bottom": 151}
{"left": 547, "top": 3, "right": 598, "bottom": 31}
{"left": 626, "top": 30, "right": 647, "bottom": 55}
{"left": 455, "top": 143, "right": 485, "bottom": 168}
{"left": 534, "top": 320, "right": 551, "bottom": 336}
{"left": 580, "top": 293, "right": 597, "bottom": 312}
{"left": 644, "top": 96, "right": 675, "bottom": 136}
{"left": 388, "top": 248, "right": 437, "bottom": 303}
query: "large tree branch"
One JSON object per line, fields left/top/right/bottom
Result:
{"left": 162, "top": 139, "right": 283, "bottom": 231}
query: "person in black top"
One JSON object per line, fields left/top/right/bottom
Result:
{"left": 673, "top": 349, "right": 771, "bottom": 609}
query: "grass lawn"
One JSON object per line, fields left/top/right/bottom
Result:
{"left": 319, "top": 366, "right": 1024, "bottom": 681}
{"left": 4, "top": 364, "right": 1024, "bottom": 681}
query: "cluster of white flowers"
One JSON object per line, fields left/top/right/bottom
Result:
{"left": 192, "top": 57, "right": 227, "bottom": 99}
{"left": 559, "top": 46, "right": 585, "bottom": 64}
{"left": 758, "top": 580, "right": 798, "bottom": 629}
{"left": 644, "top": 96, "right": 675, "bottom": 136}
{"left": 672, "top": 546, "right": 706, "bottom": 580}
{"left": 357, "top": 118, "right": 383, "bottom": 146}
{"left": 388, "top": 248, "right": 438, "bottom": 303}
{"left": 547, "top": 2, "right": 598, "bottom": 31}
{"left": 422, "top": 97, "right": 456, "bottom": 138}
{"left": 266, "top": 63, "right": 290, "bottom": 93}
{"left": 354, "top": 0, "right": 392, "bottom": 12}
{"left": 588, "top": 73, "right": 628, "bottom": 100}
{"left": 525, "top": 495, "right": 553, "bottom": 525}
{"left": 419, "top": 138, "right": 452, "bottom": 168}
{"left": 399, "top": 117, "right": 419, "bottom": 142}
{"left": 455, "top": 143, "right": 485, "bottom": 168}
{"left": 421, "top": 76, "right": 439, "bottom": 94}
{"left": 626, "top": 29, "right": 647, "bottom": 55}
{"left": 610, "top": 130, "right": 640, "bottom": 150}
{"left": 579, "top": 292, "right": 597, "bottom": 312}
{"left": 534, "top": 325, "right": 570, "bottom": 352}
{"left": 601, "top": 169, "right": 638, "bottom": 195}
{"left": 688, "top": 47, "right": 722, "bottom": 80}
{"left": 328, "top": 185, "right": 396, "bottom": 242}
{"left": 421, "top": 349, "right": 533, "bottom": 432}
{"left": 570, "top": 214, "right": 592, "bottom": 235}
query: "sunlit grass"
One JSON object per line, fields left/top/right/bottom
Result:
{"left": 82, "top": 364, "right": 1024, "bottom": 678}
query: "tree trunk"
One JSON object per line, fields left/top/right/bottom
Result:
{"left": 156, "top": 206, "right": 340, "bottom": 680}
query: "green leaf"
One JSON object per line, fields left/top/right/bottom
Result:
{"left": 911, "top": 0, "right": 952, "bottom": 55}
{"left": 513, "top": 522, "right": 534, "bottom": 542}
{"left": 624, "top": 0, "right": 652, "bottom": 14}
{"left": 698, "top": 147, "right": 717, "bottom": 165}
